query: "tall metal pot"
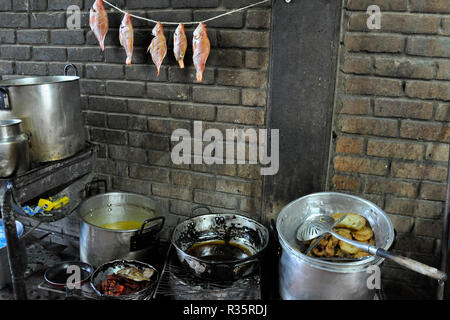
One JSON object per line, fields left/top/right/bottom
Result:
{"left": 0, "top": 119, "right": 29, "bottom": 177}
{"left": 276, "top": 192, "right": 394, "bottom": 300}
{"left": 0, "top": 64, "right": 85, "bottom": 162}
{"left": 78, "top": 192, "right": 165, "bottom": 268}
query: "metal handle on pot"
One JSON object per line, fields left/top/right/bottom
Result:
{"left": 84, "top": 179, "right": 107, "bottom": 198}
{"left": 232, "top": 259, "right": 259, "bottom": 280}
{"left": 64, "top": 64, "right": 79, "bottom": 77}
{"left": 190, "top": 205, "right": 212, "bottom": 216}
{"left": 139, "top": 216, "right": 165, "bottom": 234}
{"left": 0, "top": 87, "right": 10, "bottom": 110}
{"left": 130, "top": 216, "right": 165, "bottom": 252}
{"left": 269, "top": 219, "right": 281, "bottom": 257}
{"left": 375, "top": 248, "right": 448, "bottom": 282}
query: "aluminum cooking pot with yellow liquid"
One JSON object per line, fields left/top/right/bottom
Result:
{"left": 78, "top": 191, "right": 165, "bottom": 267}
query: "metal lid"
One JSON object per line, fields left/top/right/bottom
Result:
{"left": 0, "top": 76, "right": 79, "bottom": 87}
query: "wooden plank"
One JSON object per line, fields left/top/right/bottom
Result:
{"left": 263, "top": 0, "right": 342, "bottom": 221}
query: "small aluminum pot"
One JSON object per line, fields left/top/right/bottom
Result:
{"left": 0, "top": 119, "right": 29, "bottom": 178}
{"left": 276, "top": 192, "right": 395, "bottom": 300}
{"left": 171, "top": 207, "right": 269, "bottom": 281}
{"left": 90, "top": 259, "right": 159, "bottom": 300}
{"left": 78, "top": 192, "right": 165, "bottom": 268}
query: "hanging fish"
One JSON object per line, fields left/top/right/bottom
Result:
{"left": 193, "top": 22, "right": 210, "bottom": 83}
{"left": 173, "top": 23, "right": 187, "bottom": 69}
{"left": 147, "top": 22, "right": 167, "bottom": 76}
{"left": 89, "top": 0, "right": 109, "bottom": 51}
{"left": 119, "top": 13, "right": 134, "bottom": 65}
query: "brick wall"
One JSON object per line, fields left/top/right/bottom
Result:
{"left": 0, "top": 0, "right": 271, "bottom": 239}
{"left": 329, "top": 0, "right": 449, "bottom": 299}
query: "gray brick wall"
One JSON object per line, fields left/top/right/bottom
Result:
{"left": 0, "top": 0, "right": 271, "bottom": 238}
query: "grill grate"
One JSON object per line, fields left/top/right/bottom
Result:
{"left": 154, "top": 245, "right": 261, "bottom": 300}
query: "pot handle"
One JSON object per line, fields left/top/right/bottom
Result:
{"left": 130, "top": 216, "right": 165, "bottom": 252}
{"left": 0, "top": 87, "right": 10, "bottom": 110}
{"left": 232, "top": 259, "right": 259, "bottom": 279}
{"left": 64, "top": 64, "right": 79, "bottom": 77}
{"left": 84, "top": 179, "right": 107, "bottom": 198}
{"left": 190, "top": 205, "right": 212, "bottom": 216}
{"left": 269, "top": 219, "right": 281, "bottom": 257}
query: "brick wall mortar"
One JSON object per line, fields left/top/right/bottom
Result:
{"left": 329, "top": 0, "right": 450, "bottom": 298}
{"left": 0, "top": 0, "right": 271, "bottom": 234}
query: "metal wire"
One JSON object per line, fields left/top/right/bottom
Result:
{"left": 102, "top": 0, "right": 271, "bottom": 26}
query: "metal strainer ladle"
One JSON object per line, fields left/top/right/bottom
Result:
{"left": 296, "top": 214, "right": 448, "bottom": 282}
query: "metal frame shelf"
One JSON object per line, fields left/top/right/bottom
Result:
{"left": 0, "top": 144, "right": 96, "bottom": 300}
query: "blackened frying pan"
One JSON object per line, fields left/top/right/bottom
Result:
{"left": 44, "top": 261, "right": 93, "bottom": 288}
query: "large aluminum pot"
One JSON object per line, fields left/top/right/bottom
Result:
{"left": 0, "top": 119, "right": 29, "bottom": 177}
{"left": 78, "top": 192, "right": 165, "bottom": 268}
{"left": 172, "top": 207, "right": 269, "bottom": 281}
{"left": 276, "top": 192, "right": 394, "bottom": 300}
{"left": 0, "top": 64, "right": 85, "bottom": 162}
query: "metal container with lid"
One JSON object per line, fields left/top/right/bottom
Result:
{"left": 276, "top": 192, "right": 395, "bottom": 300}
{"left": 0, "top": 64, "right": 85, "bottom": 162}
{"left": 0, "top": 119, "right": 29, "bottom": 177}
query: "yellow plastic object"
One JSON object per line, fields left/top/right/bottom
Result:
{"left": 38, "top": 199, "right": 55, "bottom": 211}
{"left": 53, "top": 197, "right": 70, "bottom": 210}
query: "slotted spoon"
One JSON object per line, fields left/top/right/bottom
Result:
{"left": 296, "top": 214, "right": 447, "bottom": 281}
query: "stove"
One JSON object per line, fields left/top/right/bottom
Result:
{"left": 0, "top": 227, "right": 270, "bottom": 300}
{"left": 153, "top": 244, "right": 262, "bottom": 300}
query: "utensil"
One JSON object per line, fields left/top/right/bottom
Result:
{"left": 171, "top": 206, "right": 269, "bottom": 281}
{"left": 302, "top": 214, "right": 347, "bottom": 256}
{"left": 297, "top": 214, "right": 447, "bottom": 281}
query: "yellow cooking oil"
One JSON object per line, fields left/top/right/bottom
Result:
{"left": 100, "top": 221, "right": 143, "bottom": 230}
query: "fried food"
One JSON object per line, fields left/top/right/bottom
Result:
{"left": 332, "top": 213, "right": 367, "bottom": 231}
{"left": 352, "top": 226, "right": 374, "bottom": 242}
{"left": 339, "top": 240, "right": 360, "bottom": 255}
{"left": 312, "top": 246, "right": 326, "bottom": 257}
{"left": 117, "top": 267, "right": 154, "bottom": 282}
{"left": 309, "top": 213, "right": 375, "bottom": 260}
{"left": 334, "top": 228, "right": 352, "bottom": 239}
{"left": 353, "top": 251, "right": 372, "bottom": 258}
{"left": 324, "top": 236, "right": 339, "bottom": 257}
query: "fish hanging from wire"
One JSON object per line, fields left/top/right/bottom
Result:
{"left": 89, "top": 0, "right": 109, "bottom": 51}
{"left": 119, "top": 13, "right": 134, "bottom": 65}
{"left": 192, "top": 22, "right": 210, "bottom": 83}
{"left": 147, "top": 22, "right": 167, "bottom": 76}
{"left": 173, "top": 23, "right": 187, "bottom": 69}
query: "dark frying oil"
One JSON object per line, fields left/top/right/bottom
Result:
{"left": 186, "top": 240, "right": 252, "bottom": 262}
